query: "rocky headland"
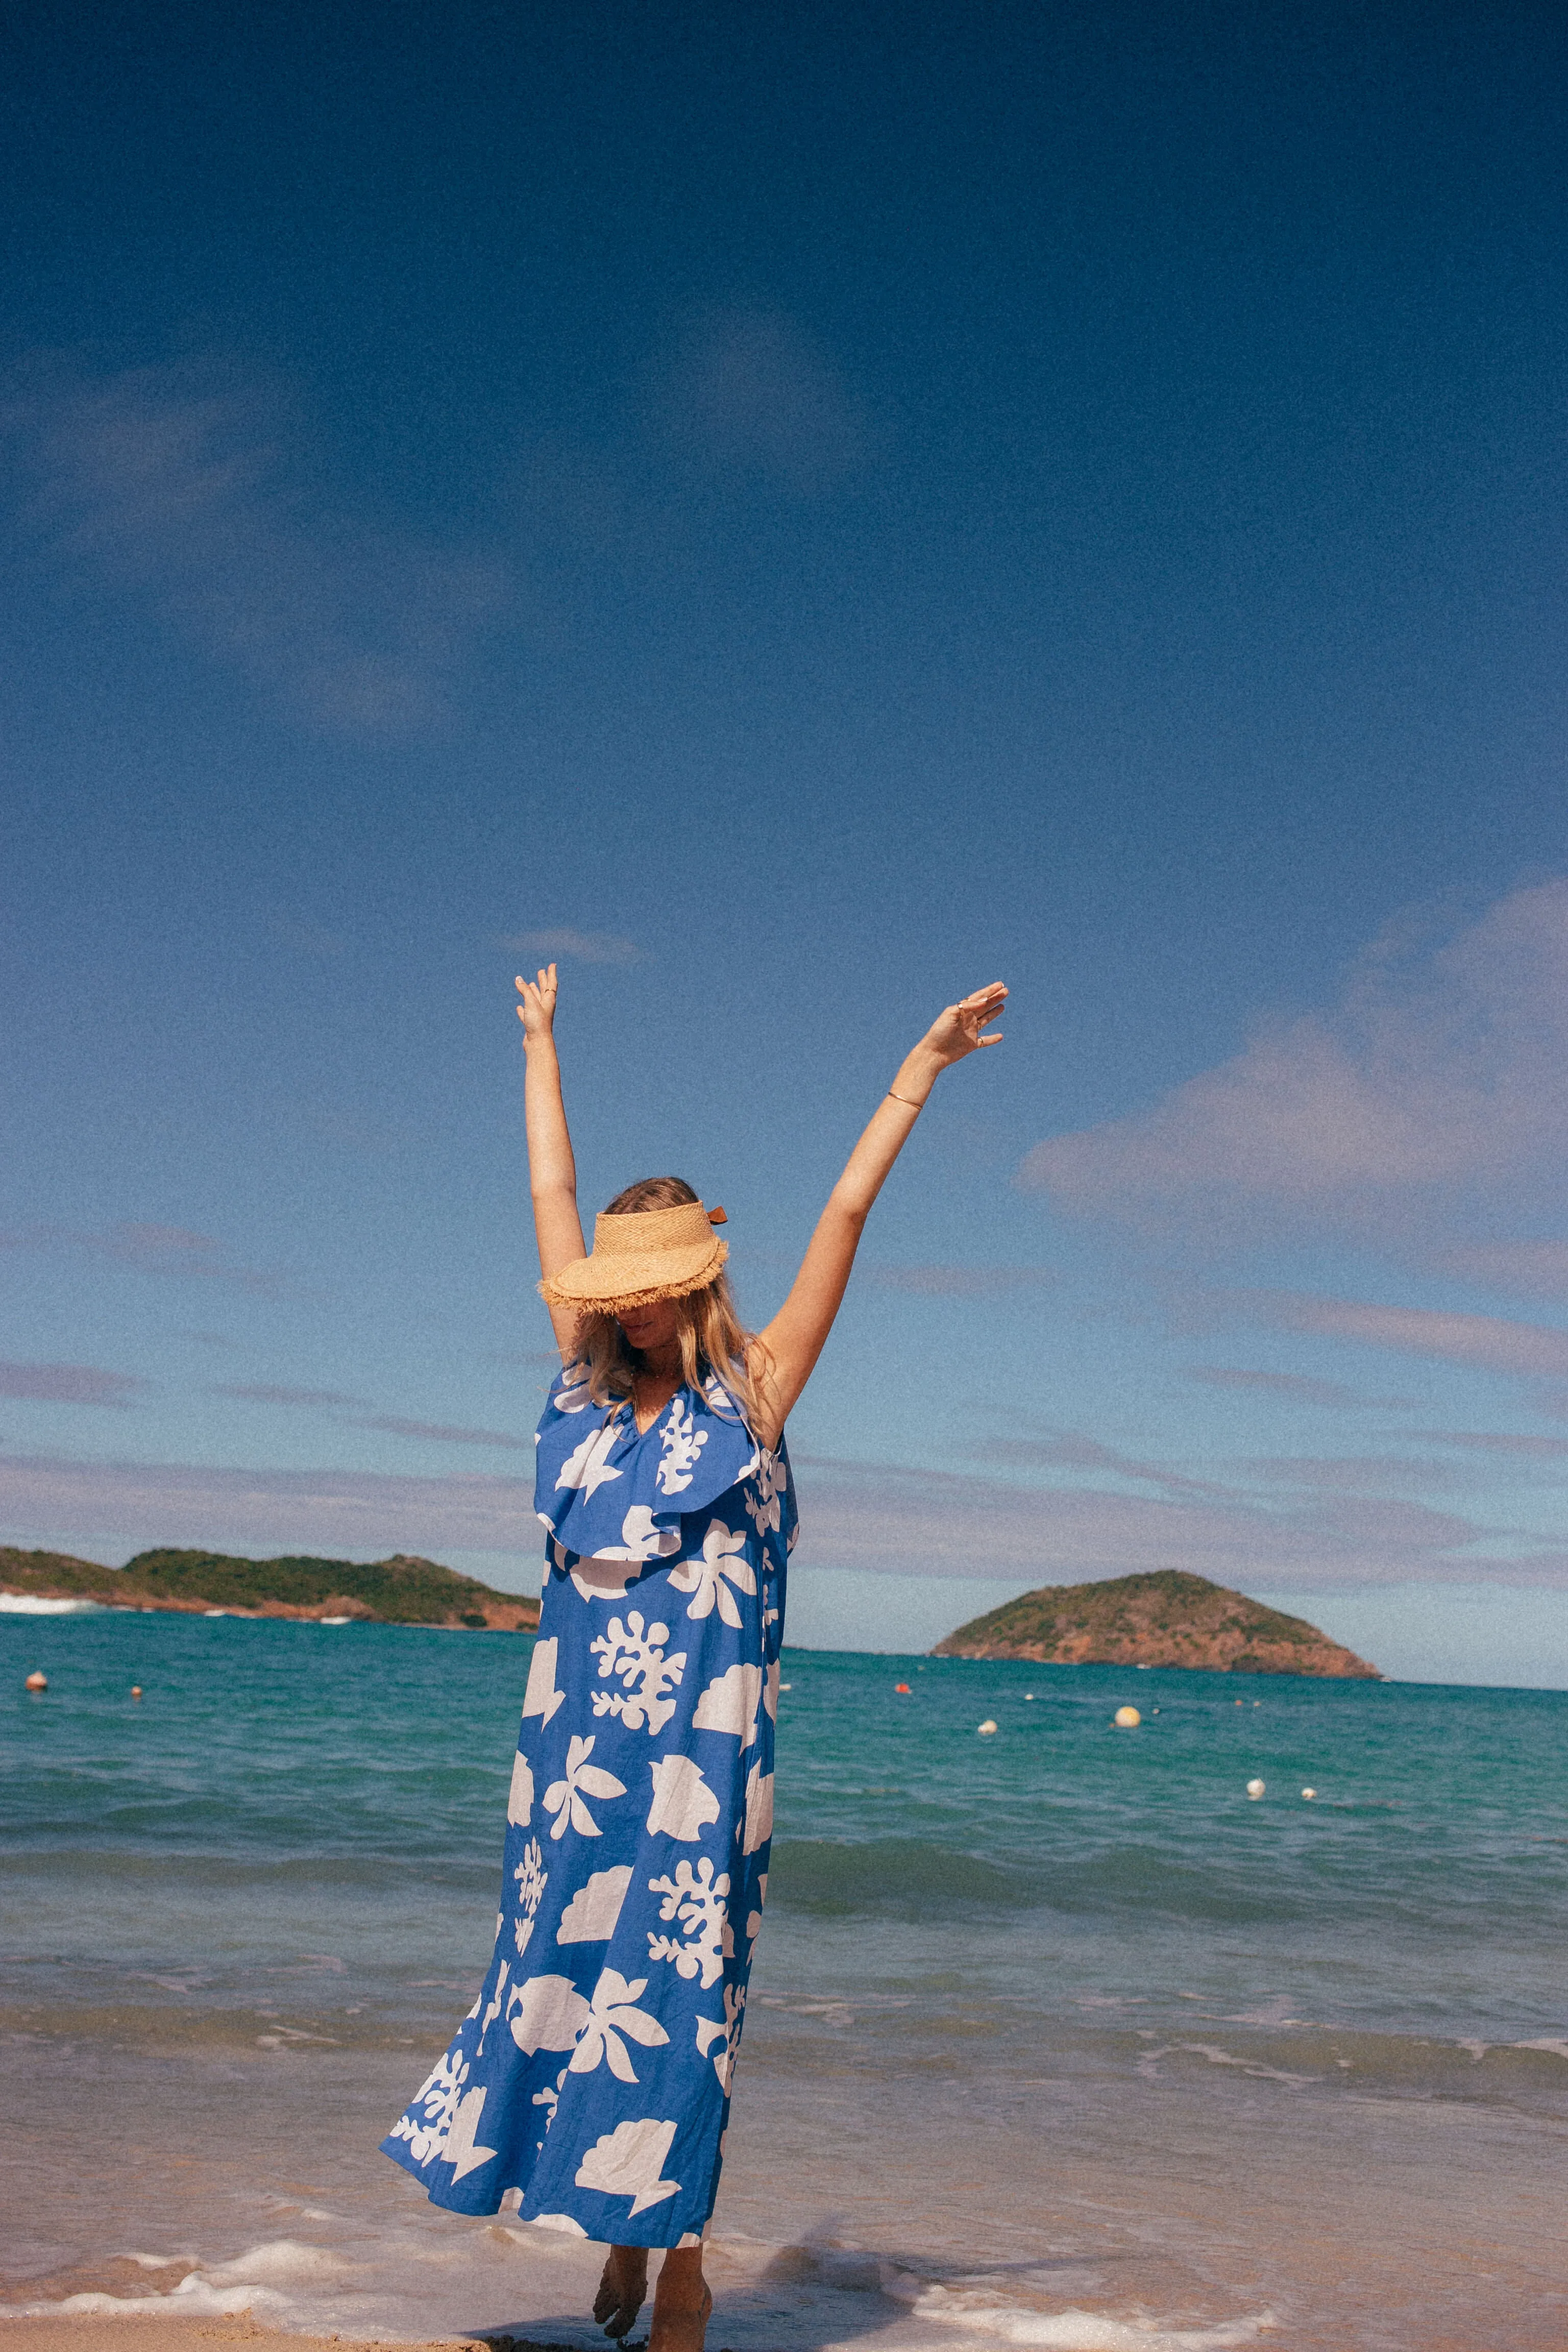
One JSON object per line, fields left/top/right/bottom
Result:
{"left": 934, "top": 1568, "right": 1378, "bottom": 1677}
{"left": 0, "top": 1545, "right": 540, "bottom": 1631}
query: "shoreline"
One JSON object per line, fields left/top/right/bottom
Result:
{"left": 0, "top": 2325, "right": 546, "bottom": 2350}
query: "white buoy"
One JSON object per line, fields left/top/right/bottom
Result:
{"left": 1114, "top": 1705, "right": 1141, "bottom": 1728}
{"left": 1301, "top": 1786, "right": 1316, "bottom": 1800}
{"left": 24, "top": 1670, "right": 47, "bottom": 1693}
{"left": 1246, "top": 1777, "right": 1266, "bottom": 1799}
{"left": 977, "top": 1719, "right": 998, "bottom": 1735}
{"left": 1024, "top": 1692, "right": 1036, "bottom": 1701}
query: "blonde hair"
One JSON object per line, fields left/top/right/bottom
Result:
{"left": 574, "top": 1177, "right": 769, "bottom": 1433}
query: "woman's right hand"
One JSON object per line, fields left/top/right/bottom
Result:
{"left": 516, "top": 963, "right": 559, "bottom": 1042}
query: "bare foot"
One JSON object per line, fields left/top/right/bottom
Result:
{"left": 648, "top": 2276, "right": 712, "bottom": 2352}
{"left": 594, "top": 2245, "right": 649, "bottom": 2339}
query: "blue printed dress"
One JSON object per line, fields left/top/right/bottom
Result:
{"left": 381, "top": 1360, "right": 796, "bottom": 2246}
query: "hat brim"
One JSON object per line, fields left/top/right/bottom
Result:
{"left": 538, "top": 1238, "right": 728, "bottom": 1312}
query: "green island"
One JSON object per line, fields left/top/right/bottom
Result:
{"left": 934, "top": 1568, "right": 1379, "bottom": 1677}
{"left": 0, "top": 1545, "right": 540, "bottom": 1631}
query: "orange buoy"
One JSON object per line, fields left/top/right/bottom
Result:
{"left": 131, "top": 1685, "right": 143, "bottom": 1700}
{"left": 894, "top": 1682, "right": 912, "bottom": 1694}
{"left": 25, "top": 1670, "right": 47, "bottom": 1692}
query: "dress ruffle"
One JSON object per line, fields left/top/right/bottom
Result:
{"left": 534, "top": 1363, "right": 781, "bottom": 1564}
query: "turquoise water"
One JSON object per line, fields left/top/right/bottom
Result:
{"left": 4, "top": 1608, "right": 1566, "bottom": 2348}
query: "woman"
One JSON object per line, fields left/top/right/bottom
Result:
{"left": 382, "top": 964, "right": 1007, "bottom": 2349}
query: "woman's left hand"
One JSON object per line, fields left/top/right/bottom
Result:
{"left": 921, "top": 982, "right": 1008, "bottom": 1068}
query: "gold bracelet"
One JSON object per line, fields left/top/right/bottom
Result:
{"left": 887, "top": 1089, "right": 924, "bottom": 1110}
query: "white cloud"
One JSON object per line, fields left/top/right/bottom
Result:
{"left": 653, "top": 311, "right": 866, "bottom": 495}
{"left": 213, "top": 1383, "right": 363, "bottom": 1408}
{"left": 1188, "top": 1366, "right": 1374, "bottom": 1409}
{"left": 2, "top": 352, "right": 507, "bottom": 734}
{"left": 1019, "top": 879, "right": 1568, "bottom": 1254}
{"left": 1239, "top": 1291, "right": 1568, "bottom": 1382}
{"left": 0, "top": 1454, "right": 536, "bottom": 1560}
{"left": 503, "top": 927, "right": 640, "bottom": 966}
{"left": 793, "top": 1453, "right": 1565, "bottom": 1591}
{"left": 212, "top": 1383, "right": 530, "bottom": 1450}
{"left": 0, "top": 1362, "right": 147, "bottom": 1407}
{"left": 1436, "top": 1241, "right": 1568, "bottom": 1300}
{"left": 10, "top": 1437, "right": 1568, "bottom": 1591}
{"left": 0, "top": 1221, "right": 287, "bottom": 1296}
{"left": 860, "top": 1264, "right": 1054, "bottom": 1296}
{"left": 352, "top": 1414, "right": 531, "bottom": 1452}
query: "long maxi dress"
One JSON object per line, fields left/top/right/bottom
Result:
{"left": 381, "top": 1360, "right": 796, "bottom": 2247}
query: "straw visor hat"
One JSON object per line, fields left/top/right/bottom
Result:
{"left": 538, "top": 1200, "right": 729, "bottom": 1312}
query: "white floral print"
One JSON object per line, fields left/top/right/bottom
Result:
{"left": 742, "top": 1448, "right": 789, "bottom": 1537}
{"left": 691, "top": 1660, "right": 762, "bottom": 1746}
{"left": 616, "top": 1504, "right": 682, "bottom": 1559}
{"left": 568, "top": 1967, "right": 670, "bottom": 2083}
{"left": 646, "top": 1855, "right": 729, "bottom": 1989}
{"left": 645, "top": 1752, "right": 721, "bottom": 1840}
{"left": 694, "top": 1983, "right": 746, "bottom": 2092}
{"left": 514, "top": 1838, "right": 549, "bottom": 1914}
{"left": 543, "top": 1734, "right": 627, "bottom": 1841}
{"left": 554, "top": 1361, "right": 595, "bottom": 1413}
{"left": 522, "top": 1637, "right": 566, "bottom": 1726}
{"left": 575, "top": 2115, "right": 681, "bottom": 2215}
{"left": 590, "top": 1611, "right": 687, "bottom": 1736}
{"left": 389, "top": 2046, "right": 471, "bottom": 2164}
{"left": 556, "top": 1420, "right": 624, "bottom": 1499}
{"left": 668, "top": 1520, "right": 756, "bottom": 1628}
{"left": 508, "top": 1749, "right": 535, "bottom": 1825}
{"left": 476, "top": 1958, "right": 510, "bottom": 2054}
{"left": 743, "top": 1759, "right": 774, "bottom": 1854}
{"left": 556, "top": 1864, "right": 633, "bottom": 1944}
{"left": 512, "top": 1838, "right": 549, "bottom": 1958}
{"left": 656, "top": 1400, "right": 709, "bottom": 1494}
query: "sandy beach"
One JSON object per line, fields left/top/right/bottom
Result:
{"left": 0, "top": 2323, "right": 544, "bottom": 2351}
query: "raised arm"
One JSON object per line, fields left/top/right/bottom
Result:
{"left": 516, "top": 964, "right": 587, "bottom": 1354}
{"left": 750, "top": 982, "right": 1007, "bottom": 1447}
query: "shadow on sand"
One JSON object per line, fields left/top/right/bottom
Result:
{"left": 457, "top": 2239, "right": 1152, "bottom": 2352}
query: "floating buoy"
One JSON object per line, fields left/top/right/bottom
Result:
{"left": 977, "top": 1719, "right": 998, "bottom": 1735}
{"left": 1301, "top": 1786, "right": 1316, "bottom": 1800}
{"left": 894, "top": 1682, "right": 912, "bottom": 1694}
{"left": 777, "top": 1682, "right": 791, "bottom": 1692}
{"left": 1246, "top": 1777, "right": 1266, "bottom": 1799}
{"left": 25, "top": 1670, "right": 47, "bottom": 1692}
{"left": 1234, "top": 1697, "right": 1243, "bottom": 1706}
{"left": 131, "top": 1686, "right": 143, "bottom": 1700}
{"left": 1114, "top": 1705, "right": 1141, "bottom": 1728}
{"left": 1024, "top": 1691, "right": 1035, "bottom": 1701}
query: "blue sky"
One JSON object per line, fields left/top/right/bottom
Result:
{"left": 5, "top": 2, "right": 1568, "bottom": 1681}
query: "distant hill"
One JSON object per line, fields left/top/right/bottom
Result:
{"left": 0, "top": 1545, "right": 539, "bottom": 1631}
{"left": 934, "top": 1569, "right": 1378, "bottom": 1678}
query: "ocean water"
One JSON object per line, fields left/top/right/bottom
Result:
{"left": 3, "top": 1607, "right": 1565, "bottom": 2351}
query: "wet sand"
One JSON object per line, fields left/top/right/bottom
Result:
{"left": 0, "top": 2322, "right": 552, "bottom": 2351}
